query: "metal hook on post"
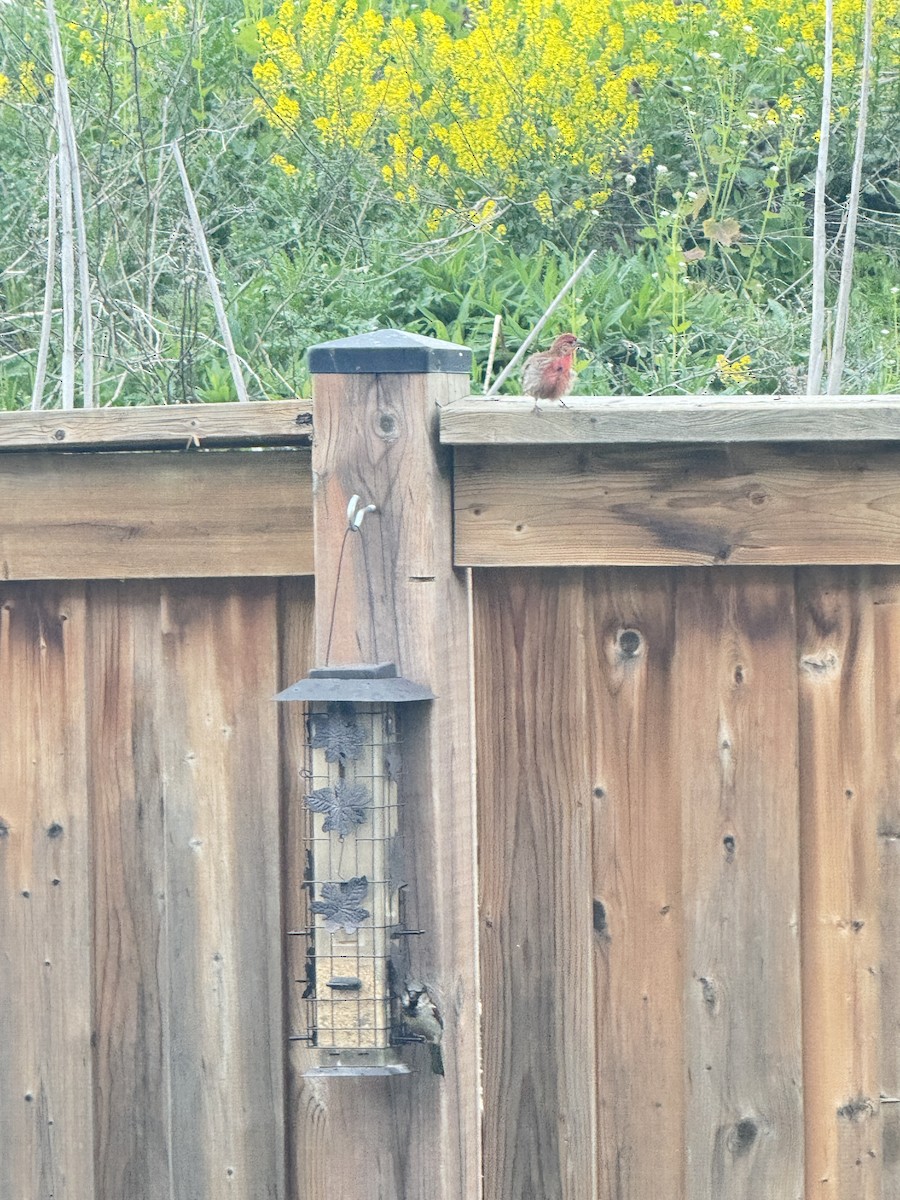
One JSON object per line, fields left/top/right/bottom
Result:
{"left": 346, "top": 494, "right": 378, "bottom": 532}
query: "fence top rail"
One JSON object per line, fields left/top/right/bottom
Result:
{"left": 0, "top": 399, "right": 312, "bottom": 451}
{"left": 439, "top": 394, "right": 900, "bottom": 445}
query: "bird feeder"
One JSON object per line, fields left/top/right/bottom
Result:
{"left": 277, "top": 662, "right": 433, "bottom": 1076}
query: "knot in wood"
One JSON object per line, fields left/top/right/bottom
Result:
{"left": 728, "top": 1118, "right": 759, "bottom": 1155}
{"left": 376, "top": 410, "right": 399, "bottom": 439}
{"left": 617, "top": 629, "right": 642, "bottom": 658}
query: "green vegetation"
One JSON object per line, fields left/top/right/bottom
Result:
{"left": 0, "top": 0, "right": 898, "bottom": 406}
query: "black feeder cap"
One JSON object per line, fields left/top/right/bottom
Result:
{"left": 308, "top": 329, "right": 471, "bottom": 375}
{"left": 275, "top": 662, "right": 435, "bottom": 704}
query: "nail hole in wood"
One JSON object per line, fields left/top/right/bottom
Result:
{"left": 47, "top": 822, "right": 64, "bottom": 839}
{"left": 723, "top": 834, "right": 736, "bottom": 861}
{"left": 593, "top": 898, "right": 608, "bottom": 937}
{"left": 593, "top": 786, "right": 605, "bottom": 799}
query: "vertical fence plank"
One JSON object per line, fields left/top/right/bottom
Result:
{"left": 88, "top": 582, "right": 172, "bottom": 1200}
{"left": 678, "top": 570, "right": 804, "bottom": 1199}
{"left": 584, "top": 569, "right": 684, "bottom": 1200}
{"left": 0, "top": 585, "right": 94, "bottom": 1200}
{"left": 871, "top": 570, "right": 900, "bottom": 1191}
{"left": 159, "top": 581, "right": 285, "bottom": 1200}
{"left": 798, "top": 569, "right": 881, "bottom": 1200}
{"left": 476, "top": 568, "right": 596, "bottom": 1200}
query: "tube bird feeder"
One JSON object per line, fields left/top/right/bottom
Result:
{"left": 277, "top": 662, "right": 433, "bottom": 1076}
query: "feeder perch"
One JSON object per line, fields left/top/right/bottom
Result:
{"left": 277, "top": 662, "right": 433, "bottom": 1076}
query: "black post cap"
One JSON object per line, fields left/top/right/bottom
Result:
{"left": 308, "top": 329, "right": 472, "bottom": 375}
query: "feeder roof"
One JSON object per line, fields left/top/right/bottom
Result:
{"left": 275, "top": 662, "right": 434, "bottom": 703}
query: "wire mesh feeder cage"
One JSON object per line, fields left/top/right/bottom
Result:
{"left": 276, "top": 662, "right": 434, "bottom": 1077}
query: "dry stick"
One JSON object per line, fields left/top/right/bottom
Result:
{"left": 807, "top": 0, "right": 834, "bottom": 395}
{"left": 826, "top": 0, "right": 874, "bottom": 396}
{"left": 487, "top": 249, "right": 596, "bottom": 396}
{"left": 146, "top": 98, "right": 169, "bottom": 324}
{"left": 46, "top": 0, "right": 93, "bottom": 408}
{"left": 172, "top": 140, "right": 250, "bottom": 404}
{"left": 55, "top": 93, "right": 76, "bottom": 411}
{"left": 483, "top": 314, "right": 502, "bottom": 394}
{"left": 31, "top": 155, "right": 57, "bottom": 412}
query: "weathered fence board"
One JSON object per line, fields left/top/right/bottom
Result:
{"left": 440, "top": 396, "right": 900, "bottom": 445}
{"left": 0, "top": 585, "right": 94, "bottom": 1200}
{"left": 798, "top": 571, "right": 882, "bottom": 1200}
{"left": 0, "top": 449, "right": 312, "bottom": 579}
{"left": 871, "top": 571, "right": 900, "bottom": 1189}
{"left": 586, "top": 570, "right": 684, "bottom": 1200}
{"left": 89, "top": 583, "right": 171, "bottom": 1200}
{"left": 158, "top": 581, "right": 285, "bottom": 1200}
{"left": 476, "top": 569, "right": 596, "bottom": 1200}
{"left": 0, "top": 399, "right": 311, "bottom": 451}
{"left": 454, "top": 444, "right": 900, "bottom": 567}
{"left": 475, "top": 566, "right": 899, "bottom": 1200}
{"left": 676, "top": 571, "right": 803, "bottom": 1199}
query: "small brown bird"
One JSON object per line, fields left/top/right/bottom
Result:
{"left": 521, "top": 332, "right": 584, "bottom": 409}
{"left": 400, "top": 982, "right": 444, "bottom": 1076}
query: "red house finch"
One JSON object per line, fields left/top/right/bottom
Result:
{"left": 521, "top": 332, "right": 584, "bottom": 408}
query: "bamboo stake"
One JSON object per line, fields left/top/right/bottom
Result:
{"left": 55, "top": 95, "right": 76, "bottom": 411}
{"left": 826, "top": 0, "right": 874, "bottom": 395}
{"left": 486, "top": 249, "right": 596, "bottom": 396}
{"left": 483, "top": 314, "right": 502, "bottom": 394}
{"left": 172, "top": 140, "right": 251, "bottom": 404}
{"left": 32, "top": 155, "right": 57, "bottom": 412}
{"left": 46, "top": 0, "right": 94, "bottom": 407}
{"left": 807, "top": 0, "right": 834, "bottom": 395}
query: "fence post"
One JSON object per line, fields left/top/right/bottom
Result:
{"left": 296, "top": 330, "right": 481, "bottom": 1198}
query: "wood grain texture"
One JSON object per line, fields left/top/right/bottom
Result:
{"left": 157, "top": 581, "right": 285, "bottom": 1200}
{"left": 88, "top": 583, "right": 170, "bottom": 1200}
{"left": 0, "top": 399, "right": 312, "bottom": 450}
{"left": 441, "top": 396, "right": 900, "bottom": 445}
{"left": 475, "top": 569, "right": 597, "bottom": 1200}
{"left": 453, "top": 444, "right": 900, "bottom": 567}
{"left": 870, "top": 571, "right": 900, "bottom": 1191}
{"left": 0, "top": 585, "right": 94, "bottom": 1200}
{"left": 584, "top": 570, "right": 685, "bottom": 1200}
{"left": 677, "top": 571, "right": 804, "bottom": 1199}
{"left": 305, "top": 370, "right": 480, "bottom": 1199}
{"left": 0, "top": 448, "right": 312, "bottom": 579}
{"left": 88, "top": 580, "right": 288, "bottom": 1200}
{"left": 798, "top": 570, "right": 881, "bottom": 1200}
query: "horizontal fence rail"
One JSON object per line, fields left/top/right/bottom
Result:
{"left": 440, "top": 395, "right": 900, "bottom": 444}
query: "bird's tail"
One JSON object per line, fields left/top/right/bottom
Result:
{"left": 430, "top": 1043, "right": 445, "bottom": 1076}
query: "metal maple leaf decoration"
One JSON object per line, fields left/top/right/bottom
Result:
{"left": 306, "top": 780, "right": 370, "bottom": 838}
{"left": 310, "top": 703, "right": 366, "bottom": 765}
{"left": 310, "top": 876, "right": 371, "bottom": 934}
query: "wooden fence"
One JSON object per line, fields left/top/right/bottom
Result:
{"left": 2, "top": 335, "right": 900, "bottom": 1200}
